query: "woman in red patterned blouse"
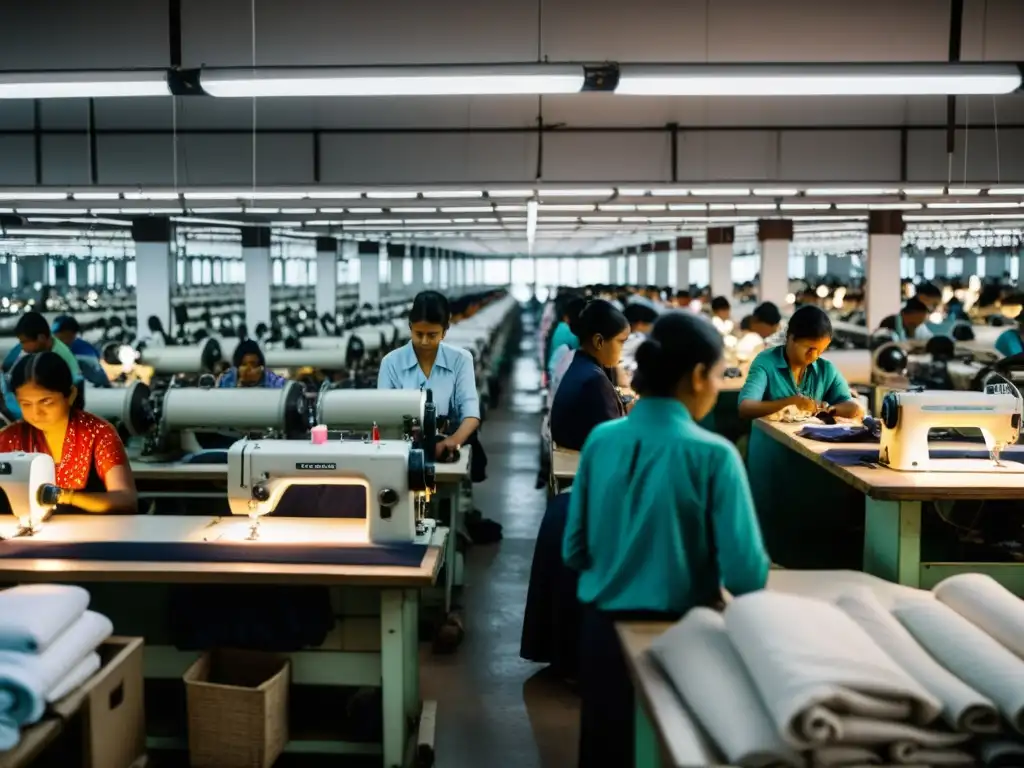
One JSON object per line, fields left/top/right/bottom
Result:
{"left": 0, "top": 352, "right": 137, "bottom": 513}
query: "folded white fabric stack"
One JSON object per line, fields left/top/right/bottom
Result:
{"left": 0, "top": 584, "right": 113, "bottom": 751}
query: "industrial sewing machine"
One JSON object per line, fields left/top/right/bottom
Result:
{"left": 226, "top": 437, "right": 437, "bottom": 544}
{"left": 316, "top": 387, "right": 429, "bottom": 441}
{"left": 0, "top": 452, "right": 59, "bottom": 535}
{"left": 879, "top": 387, "right": 1024, "bottom": 473}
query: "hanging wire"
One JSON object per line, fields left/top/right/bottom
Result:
{"left": 981, "top": 0, "right": 1002, "bottom": 184}
{"left": 172, "top": 93, "right": 179, "bottom": 191}
{"left": 962, "top": 96, "right": 970, "bottom": 186}
{"left": 251, "top": 0, "right": 257, "bottom": 191}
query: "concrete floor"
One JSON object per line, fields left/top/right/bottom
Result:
{"left": 420, "top": 330, "right": 580, "bottom": 768}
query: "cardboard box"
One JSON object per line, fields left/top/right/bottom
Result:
{"left": 184, "top": 650, "right": 290, "bottom": 768}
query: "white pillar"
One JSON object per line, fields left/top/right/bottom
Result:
{"left": 758, "top": 219, "right": 792, "bottom": 308}
{"left": 654, "top": 242, "right": 670, "bottom": 286}
{"left": 242, "top": 227, "right": 272, "bottom": 333}
{"left": 131, "top": 218, "right": 174, "bottom": 337}
{"left": 865, "top": 211, "right": 905, "bottom": 331}
{"left": 315, "top": 236, "right": 338, "bottom": 321}
{"left": 358, "top": 241, "right": 381, "bottom": 306}
{"left": 607, "top": 254, "right": 618, "bottom": 284}
{"left": 457, "top": 255, "right": 466, "bottom": 289}
{"left": 411, "top": 245, "right": 426, "bottom": 290}
{"left": 707, "top": 226, "right": 735, "bottom": 301}
{"left": 675, "top": 237, "right": 693, "bottom": 291}
{"left": 637, "top": 246, "right": 651, "bottom": 286}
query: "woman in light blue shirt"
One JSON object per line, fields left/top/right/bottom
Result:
{"left": 565, "top": 311, "right": 769, "bottom": 768}
{"left": 378, "top": 291, "right": 481, "bottom": 459}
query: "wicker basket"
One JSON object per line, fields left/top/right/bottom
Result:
{"left": 184, "top": 650, "right": 290, "bottom": 768}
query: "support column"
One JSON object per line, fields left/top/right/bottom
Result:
{"left": 675, "top": 237, "right": 693, "bottom": 291}
{"left": 457, "top": 254, "right": 466, "bottom": 289}
{"left": 431, "top": 248, "right": 441, "bottom": 288}
{"left": 654, "top": 241, "right": 671, "bottom": 287}
{"left": 243, "top": 227, "right": 272, "bottom": 333}
{"left": 608, "top": 253, "right": 618, "bottom": 284}
{"left": 131, "top": 217, "right": 174, "bottom": 337}
{"left": 411, "top": 245, "right": 426, "bottom": 291}
{"left": 637, "top": 245, "right": 651, "bottom": 286}
{"left": 707, "top": 226, "right": 735, "bottom": 301}
{"left": 757, "top": 219, "right": 793, "bottom": 308}
{"left": 315, "top": 236, "right": 338, "bottom": 321}
{"left": 358, "top": 241, "right": 381, "bottom": 307}
{"left": 865, "top": 211, "right": 905, "bottom": 332}
{"left": 388, "top": 243, "right": 405, "bottom": 296}
{"left": 113, "top": 258, "right": 128, "bottom": 288}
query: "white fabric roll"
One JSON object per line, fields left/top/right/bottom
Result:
{"left": 933, "top": 573, "right": 1024, "bottom": 659}
{"left": 46, "top": 652, "right": 100, "bottom": 702}
{"left": 836, "top": 592, "right": 1000, "bottom": 734}
{"left": 0, "top": 585, "right": 90, "bottom": 653}
{"left": 887, "top": 742, "right": 974, "bottom": 766}
{"left": 811, "top": 746, "right": 881, "bottom": 766}
{"left": 649, "top": 608, "right": 803, "bottom": 768}
{"left": 893, "top": 598, "right": 1024, "bottom": 733}
{"left": 724, "top": 592, "right": 942, "bottom": 749}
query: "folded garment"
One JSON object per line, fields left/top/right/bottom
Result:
{"left": 836, "top": 592, "right": 1000, "bottom": 734}
{"left": 811, "top": 745, "right": 882, "bottom": 766}
{"left": 978, "top": 738, "right": 1024, "bottom": 767}
{"left": 0, "top": 610, "right": 112, "bottom": 749}
{"left": 887, "top": 742, "right": 974, "bottom": 766}
{"left": 649, "top": 608, "right": 802, "bottom": 768}
{"left": 893, "top": 598, "right": 1024, "bottom": 733}
{"left": 723, "top": 592, "right": 942, "bottom": 749}
{"left": 934, "top": 573, "right": 1024, "bottom": 659}
{"left": 46, "top": 652, "right": 100, "bottom": 703}
{"left": 0, "top": 584, "right": 90, "bottom": 653}
{"left": 797, "top": 425, "right": 878, "bottom": 444}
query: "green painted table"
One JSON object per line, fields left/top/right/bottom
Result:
{"left": 747, "top": 419, "right": 1024, "bottom": 592}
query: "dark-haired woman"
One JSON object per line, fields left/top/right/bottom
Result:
{"left": 217, "top": 339, "right": 288, "bottom": 389}
{"left": 563, "top": 311, "right": 769, "bottom": 768}
{"left": 0, "top": 352, "right": 136, "bottom": 514}
{"left": 549, "top": 300, "right": 630, "bottom": 452}
{"left": 378, "top": 290, "right": 481, "bottom": 459}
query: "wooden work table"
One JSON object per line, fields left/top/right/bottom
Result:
{"left": 618, "top": 570, "right": 927, "bottom": 768}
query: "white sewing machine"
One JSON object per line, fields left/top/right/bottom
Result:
{"left": 315, "top": 388, "right": 427, "bottom": 441}
{"left": 878, "top": 389, "right": 1024, "bottom": 473}
{"left": 226, "top": 437, "right": 436, "bottom": 544}
{"left": 0, "top": 452, "right": 59, "bottom": 534}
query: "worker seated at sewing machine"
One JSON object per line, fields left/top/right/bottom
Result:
{"left": 52, "top": 315, "right": 111, "bottom": 389}
{"left": 0, "top": 352, "right": 136, "bottom": 516}
{"left": 877, "top": 297, "right": 933, "bottom": 342}
{"left": 378, "top": 291, "right": 481, "bottom": 461}
{"left": 995, "top": 307, "right": 1024, "bottom": 358}
{"left": 2, "top": 312, "right": 86, "bottom": 418}
{"left": 216, "top": 339, "right": 288, "bottom": 389}
{"left": 620, "top": 302, "right": 659, "bottom": 375}
{"left": 738, "top": 305, "right": 864, "bottom": 422}
{"left": 878, "top": 386, "right": 1024, "bottom": 473}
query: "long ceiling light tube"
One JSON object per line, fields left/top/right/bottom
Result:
{"left": 614, "top": 63, "right": 1022, "bottom": 96}
{"left": 199, "top": 64, "right": 588, "bottom": 98}
{"left": 0, "top": 70, "right": 170, "bottom": 99}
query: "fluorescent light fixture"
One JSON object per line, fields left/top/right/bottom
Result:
{"left": 0, "top": 192, "right": 67, "bottom": 201}
{"left": 421, "top": 190, "right": 483, "bottom": 198}
{"left": 599, "top": 204, "right": 636, "bottom": 211}
{"left": 190, "top": 207, "right": 245, "bottom": 213}
{"left": 691, "top": 188, "right": 751, "bottom": 196}
{"left": 318, "top": 208, "right": 346, "bottom": 214}
{"left": 864, "top": 203, "right": 923, "bottom": 210}
{"left": 406, "top": 218, "right": 451, "bottom": 225}
{"left": 245, "top": 207, "right": 280, "bottom": 214}
{"left": 902, "top": 187, "right": 946, "bottom": 195}
{"left": 649, "top": 188, "right": 690, "bottom": 196}
{"left": 391, "top": 207, "right": 437, "bottom": 213}
{"left": 615, "top": 63, "right": 1022, "bottom": 96}
{"left": 617, "top": 188, "right": 650, "bottom": 196}
{"left": 495, "top": 205, "right": 527, "bottom": 212}
{"left": 125, "top": 191, "right": 181, "bottom": 200}
{"left": 306, "top": 191, "right": 363, "bottom": 199}
{"left": 366, "top": 191, "right": 419, "bottom": 199}
{"left": 441, "top": 206, "right": 493, "bottom": 213}
{"left": 736, "top": 203, "right": 778, "bottom": 211}
{"left": 349, "top": 207, "right": 384, "bottom": 214}
{"left": 752, "top": 188, "right": 799, "bottom": 196}
{"left": 201, "top": 65, "right": 584, "bottom": 97}
{"left": 72, "top": 192, "right": 121, "bottom": 200}
{"left": 668, "top": 203, "right": 707, "bottom": 211}
{"left": 926, "top": 201, "right": 1021, "bottom": 209}
{"left": 805, "top": 187, "right": 899, "bottom": 195}
{"left": 636, "top": 204, "right": 667, "bottom": 211}
{"left": 118, "top": 207, "right": 182, "bottom": 214}
{"left": 89, "top": 208, "right": 120, "bottom": 214}
{"left": 16, "top": 208, "right": 87, "bottom": 215}
{"left": 989, "top": 188, "right": 1024, "bottom": 195}
{"left": 538, "top": 188, "right": 615, "bottom": 197}
{"left": 0, "top": 70, "right": 170, "bottom": 99}
{"left": 538, "top": 204, "right": 594, "bottom": 211}
{"left": 782, "top": 203, "right": 832, "bottom": 210}
{"left": 947, "top": 187, "right": 982, "bottom": 195}
{"left": 280, "top": 208, "right": 317, "bottom": 214}
{"left": 487, "top": 190, "right": 534, "bottom": 198}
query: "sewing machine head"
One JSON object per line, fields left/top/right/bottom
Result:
{"left": 0, "top": 452, "right": 58, "bottom": 532}
{"left": 226, "top": 437, "right": 436, "bottom": 544}
{"left": 879, "top": 387, "right": 1024, "bottom": 473}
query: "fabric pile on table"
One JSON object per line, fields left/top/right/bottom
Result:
{"left": 0, "top": 584, "right": 112, "bottom": 750}
{"left": 651, "top": 575, "right": 1024, "bottom": 767}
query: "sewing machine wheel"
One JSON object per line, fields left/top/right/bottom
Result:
{"left": 880, "top": 392, "right": 900, "bottom": 430}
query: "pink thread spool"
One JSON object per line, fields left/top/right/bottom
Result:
{"left": 311, "top": 424, "right": 328, "bottom": 445}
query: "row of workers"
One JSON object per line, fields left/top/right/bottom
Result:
{"left": 522, "top": 296, "right": 866, "bottom": 767}
{"left": 0, "top": 290, "right": 484, "bottom": 521}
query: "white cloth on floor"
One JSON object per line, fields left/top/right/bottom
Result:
{"left": 893, "top": 598, "right": 1024, "bottom": 733}
{"left": 649, "top": 608, "right": 802, "bottom": 768}
{"left": 933, "top": 573, "right": 1024, "bottom": 659}
{"left": 887, "top": 741, "right": 974, "bottom": 766}
{"left": 0, "top": 584, "right": 90, "bottom": 653}
{"left": 0, "top": 610, "right": 112, "bottom": 749}
{"left": 46, "top": 652, "right": 100, "bottom": 703}
{"left": 723, "top": 592, "right": 942, "bottom": 749}
{"left": 836, "top": 591, "right": 1000, "bottom": 734}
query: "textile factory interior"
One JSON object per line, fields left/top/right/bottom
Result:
{"left": 1, "top": 1, "right": 1024, "bottom": 767}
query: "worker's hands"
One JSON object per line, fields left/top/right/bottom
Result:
{"left": 435, "top": 437, "right": 460, "bottom": 461}
{"left": 789, "top": 394, "right": 819, "bottom": 413}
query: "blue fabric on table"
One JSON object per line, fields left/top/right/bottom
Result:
{"left": 821, "top": 447, "right": 1024, "bottom": 467}
{"left": 797, "top": 425, "right": 879, "bottom": 443}
{"left": 0, "top": 539, "right": 427, "bottom": 567}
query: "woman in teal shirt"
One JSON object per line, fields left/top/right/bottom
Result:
{"left": 995, "top": 311, "right": 1024, "bottom": 358}
{"left": 738, "top": 305, "right": 864, "bottom": 420}
{"left": 564, "top": 311, "right": 770, "bottom": 768}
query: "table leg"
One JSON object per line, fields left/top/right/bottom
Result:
{"left": 381, "top": 589, "right": 409, "bottom": 768}
{"left": 403, "top": 588, "right": 420, "bottom": 721}
{"left": 634, "top": 701, "right": 661, "bottom": 768}
{"left": 863, "top": 498, "right": 922, "bottom": 587}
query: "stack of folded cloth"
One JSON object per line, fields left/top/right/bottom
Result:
{"left": 0, "top": 584, "right": 113, "bottom": 751}
{"left": 651, "top": 591, "right": 981, "bottom": 767}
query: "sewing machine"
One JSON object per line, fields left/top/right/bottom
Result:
{"left": 316, "top": 387, "right": 429, "bottom": 441}
{"left": 85, "top": 381, "right": 155, "bottom": 439}
{"left": 0, "top": 452, "right": 58, "bottom": 533}
{"left": 142, "top": 382, "right": 309, "bottom": 461}
{"left": 226, "top": 437, "right": 436, "bottom": 544}
{"left": 879, "top": 388, "right": 1024, "bottom": 473}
